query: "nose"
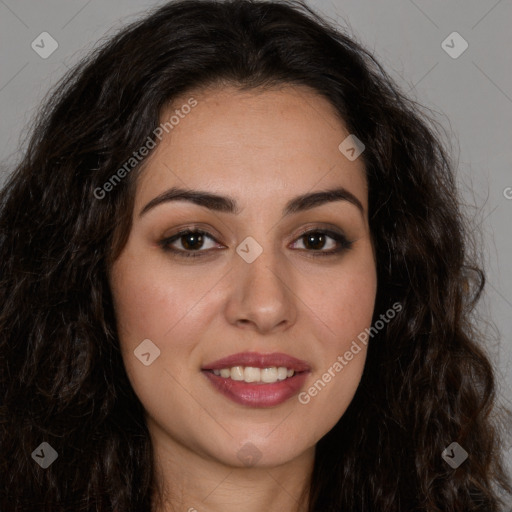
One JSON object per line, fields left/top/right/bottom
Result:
{"left": 223, "top": 247, "right": 298, "bottom": 334}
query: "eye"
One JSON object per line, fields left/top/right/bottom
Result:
{"left": 289, "top": 229, "right": 353, "bottom": 257}
{"left": 159, "top": 227, "right": 353, "bottom": 259}
{"left": 159, "top": 229, "right": 222, "bottom": 258}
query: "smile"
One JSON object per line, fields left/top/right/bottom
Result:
{"left": 202, "top": 352, "right": 311, "bottom": 407}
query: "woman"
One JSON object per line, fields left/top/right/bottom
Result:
{"left": 1, "top": 0, "right": 510, "bottom": 510}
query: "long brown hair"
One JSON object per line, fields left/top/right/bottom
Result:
{"left": 1, "top": 1, "right": 510, "bottom": 510}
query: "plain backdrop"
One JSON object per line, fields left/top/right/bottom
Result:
{"left": 0, "top": 0, "right": 511, "bottom": 474}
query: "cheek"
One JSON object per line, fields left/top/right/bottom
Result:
{"left": 110, "top": 251, "right": 206, "bottom": 343}
{"left": 298, "top": 325, "right": 369, "bottom": 442}
{"left": 109, "top": 254, "right": 201, "bottom": 412}
{"left": 296, "top": 256, "right": 376, "bottom": 436}
{"left": 310, "top": 357, "right": 366, "bottom": 445}
{"left": 298, "top": 255, "right": 377, "bottom": 347}
{"left": 109, "top": 250, "right": 222, "bottom": 387}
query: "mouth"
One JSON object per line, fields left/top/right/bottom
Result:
{"left": 201, "top": 352, "right": 311, "bottom": 407}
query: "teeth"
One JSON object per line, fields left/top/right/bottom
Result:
{"left": 261, "top": 367, "right": 278, "bottom": 383}
{"left": 277, "top": 367, "right": 288, "bottom": 380}
{"left": 231, "top": 366, "right": 245, "bottom": 381}
{"left": 244, "top": 367, "right": 260, "bottom": 382}
{"left": 211, "top": 366, "right": 296, "bottom": 383}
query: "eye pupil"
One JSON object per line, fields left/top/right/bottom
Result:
{"left": 182, "top": 233, "right": 204, "bottom": 250}
{"left": 305, "top": 232, "right": 325, "bottom": 250}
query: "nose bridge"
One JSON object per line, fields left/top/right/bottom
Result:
{"left": 225, "top": 235, "right": 296, "bottom": 332}
{"left": 243, "top": 244, "right": 285, "bottom": 297}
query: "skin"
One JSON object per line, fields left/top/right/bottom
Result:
{"left": 109, "top": 84, "right": 377, "bottom": 512}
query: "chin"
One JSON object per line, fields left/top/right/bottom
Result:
{"left": 203, "top": 430, "right": 313, "bottom": 469}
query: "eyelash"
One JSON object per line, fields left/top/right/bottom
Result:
{"left": 158, "top": 227, "right": 353, "bottom": 259}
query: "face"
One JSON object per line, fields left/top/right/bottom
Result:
{"left": 109, "top": 84, "right": 377, "bottom": 469}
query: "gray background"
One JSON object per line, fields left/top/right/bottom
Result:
{"left": 1, "top": 0, "right": 511, "bottom": 471}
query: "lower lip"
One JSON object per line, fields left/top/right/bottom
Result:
{"left": 202, "top": 371, "right": 309, "bottom": 407}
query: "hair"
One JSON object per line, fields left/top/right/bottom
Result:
{"left": 1, "top": 0, "right": 511, "bottom": 510}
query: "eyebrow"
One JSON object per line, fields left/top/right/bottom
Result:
{"left": 139, "top": 185, "right": 365, "bottom": 218}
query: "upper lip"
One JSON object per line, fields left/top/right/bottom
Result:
{"left": 202, "top": 352, "right": 311, "bottom": 372}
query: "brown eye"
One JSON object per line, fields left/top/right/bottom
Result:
{"left": 290, "top": 229, "right": 353, "bottom": 256}
{"left": 303, "top": 232, "right": 329, "bottom": 250}
{"left": 159, "top": 229, "right": 220, "bottom": 257}
{"left": 179, "top": 232, "right": 206, "bottom": 250}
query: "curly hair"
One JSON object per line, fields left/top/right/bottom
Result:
{"left": 1, "top": 0, "right": 510, "bottom": 510}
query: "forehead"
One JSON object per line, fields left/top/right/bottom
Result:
{"left": 135, "top": 84, "right": 368, "bottom": 212}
